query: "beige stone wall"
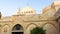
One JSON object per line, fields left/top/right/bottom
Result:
{"left": 0, "top": 13, "right": 59, "bottom": 34}
{"left": 0, "top": 1, "right": 60, "bottom": 34}
{"left": 0, "top": 18, "right": 59, "bottom": 34}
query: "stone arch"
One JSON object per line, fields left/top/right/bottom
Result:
{"left": 3, "top": 24, "right": 10, "bottom": 27}
{"left": 26, "top": 23, "right": 38, "bottom": 29}
{"left": 43, "top": 24, "right": 58, "bottom": 34}
{"left": 42, "top": 23, "right": 57, "bottom": 29}
{"left": 12, "top": 24, "right": 24, "bottom": 34}
{"left": 1, "top": 25, "right": 10, "bottom": 34}
{"left": 26, "top": 23, "right": 37, "bottom": 34}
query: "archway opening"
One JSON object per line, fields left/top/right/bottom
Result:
{"left": 12, "top": 24, "right": 24, "bottom": 34}
{"left": 43, "top": 24, "right": 58, "bottom": 34}
{"left": 26, "top": 24, "right": 37, "bottom": 34}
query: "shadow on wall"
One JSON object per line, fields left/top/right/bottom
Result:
{"left": 54, "top": 8, "right": 60, "bottom": 34}
{"left": 54, "top": 8, "right": 60, "bottom": 18}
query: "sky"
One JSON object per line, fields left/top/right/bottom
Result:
{"left": 0, "top": 0, "right": 54, "bottom": 16}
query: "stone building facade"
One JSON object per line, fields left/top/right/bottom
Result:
{"left": 0, "top": 1, "right": 60, "bottom": 34}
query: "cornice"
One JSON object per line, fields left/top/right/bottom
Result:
{"left": 0, "top": 21, "right": 12, "bottom": 23}
{"left": 23, "top": 20, "right": 56, "bottom": 22}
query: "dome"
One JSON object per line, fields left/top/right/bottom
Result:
{"left": 21, "top": 6, "right": 35, "bottom": 12}
{"left": 43, "top": 6, "right": 51, "bottom": 13}
{"left": 17, "top": 6, "right": 36, "bottom": 15}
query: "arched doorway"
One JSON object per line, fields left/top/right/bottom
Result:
{"left": 12, "top": 24, "right": 24, "bottom": 34}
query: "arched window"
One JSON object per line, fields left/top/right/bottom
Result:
{"left": 12, "top": 24, "right": 24, "bottom": 34}
{"left": 12, "top": 24, "right": 22, "bottom": 30}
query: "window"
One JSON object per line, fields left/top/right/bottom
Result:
{"left": 15, "top": 24, "right": 21, "bottom": 30}
{"left": 12, "top": 24, "right": 23, "bottom": 30}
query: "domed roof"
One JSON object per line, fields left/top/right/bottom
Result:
{"left": 43, "top": 6, "right": 51, "bottom": 13}
{"left": 21, "top": 6, "right": 35, "bottom": 11}
{"left": 17, "top": 6, "right": 36, "bottom": 15}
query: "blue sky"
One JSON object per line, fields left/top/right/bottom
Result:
{"left": 0, "top": 0, "right": 54, "bottom": 16}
